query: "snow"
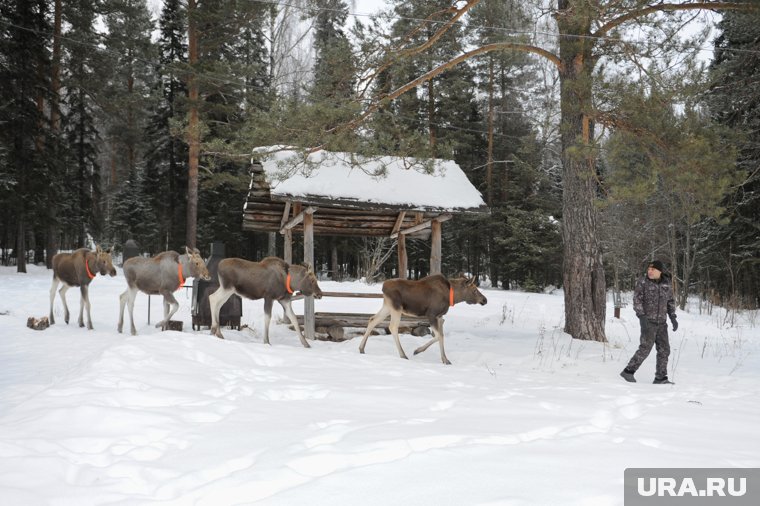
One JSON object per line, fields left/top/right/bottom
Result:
{"left": 252, "top": 146, "right": 486, "bottom": 211}
{"left": 1, "top": 264, "right": 759, "bottom": 505}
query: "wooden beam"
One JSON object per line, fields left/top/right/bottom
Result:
{"left": 284, "top": 229, "right": 292, "bottom": 263}
{"left": 319, "top": 291, "right": 383, "bottom": 298}
{"left": 280, "top": 206, "right": 317, "bottom": 233}
{"left": 303, "top": 210, "right": 315, "bottom": 340}
{"left": 279, "top": 201, "right": 291, "bottom": 228}
{"left": 430, "top": 219, "right": 442, "bottom": 275}
{"left": 390, "top": 211, "right": 406, "bottom": 237}
{"left": 398, "top": 233, "right": 407, "bottom": 279}
{"left": 391, "top": 213, "right": 452, "bottom": 239}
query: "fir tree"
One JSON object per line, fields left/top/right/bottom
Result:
{"left": 144, "top": 0, "right": 188, "bottom": 252}
{"left": 705, "top": 5, "right": 760, "bottom": 307}
{"left": 61, "top": 0, "right": 104, "bottom": 247}
{"left": 0, "top": 0, "right": 52, "bottom": 271}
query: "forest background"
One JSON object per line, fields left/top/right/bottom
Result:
{"left": 1, "top": 0, "right": 759, "bottom": 341}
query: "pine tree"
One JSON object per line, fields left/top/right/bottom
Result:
{"left": 705, "top": 5, "right": 760, "bottom": 307}
{"left": 99, "top": 0, "right": 158, "bottom": 251}
{"left": 307, "top": 0, "right": 356, "bottom": 131}
{"left": 0, "top": 0, "right": 52, "bottom": 272}
{"left": 144, "top": 0, "right": 188, "bottom": 252}
{"left": 61, "top": 0, "right": 104, "bottom": 247}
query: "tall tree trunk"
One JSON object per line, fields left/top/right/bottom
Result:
{"left": 186, "top": 0, "right": 199, "bottom": 249}
{"left": 16, "top": 219, "right": 27, "bottom": 273}
{"left": 47, "top": 0, "right": 62, "bottom": 268}
{"left": 427, "top": 78, "right": 436, "bottom": 155}
{"left": 558, "top": 1, "right": 606, "bottom": 342}
{"left": 486, "top": 55, "right": 498, "bottom": 288}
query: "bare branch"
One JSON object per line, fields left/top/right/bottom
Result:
{"left": 362, "top": 0, "right": 483, "bottom": 102}
{"left": 595, "top": 2, "right": 760, "bottom": 38}
{"left": 332, "top": 42, "right": 561, "bottom": 136}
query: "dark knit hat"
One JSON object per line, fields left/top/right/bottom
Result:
{"left": 648, "top": 260, "right": 665, "bottom": 273}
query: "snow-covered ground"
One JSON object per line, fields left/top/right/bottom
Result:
{"left": 1, "top": 264, "right": 758, "bottom": 505}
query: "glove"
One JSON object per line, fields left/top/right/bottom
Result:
{"left": 669, "top": 314, "right": 678, "bottom": 332}
{"left": 638, "top": 315, "right": 648, "bottom": 332}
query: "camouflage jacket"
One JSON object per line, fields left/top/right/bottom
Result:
{"left": 633, "top": 273, "right": 676, "bottom": 323}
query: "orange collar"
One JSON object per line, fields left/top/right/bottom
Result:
{"left": 286, "top": 273, "right": 294, "bottom": 294}
{"left": 85, "top": 259, "right": 96, "bottom": 280}
{"left": 176, "top": 263, "right": 185, "bottom": 291}
{"left": 449, "top": 286, "right": 455, "bottom": 307}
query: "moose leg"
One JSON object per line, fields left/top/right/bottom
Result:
{"left": 157, "top": 292, "right": 179, "bottom": 330}
{"left": 414, "top": 318, "right": 451, "bottom": 364}
{"left": 49, "top": 277, "right": 60, "bottom": 324}
{"left": 279, "top": 299, "right": 310, "bottom": 349}
{"left": 414, "top": 316, "right": 443, "bottom": 356}
{"left": 388, "top": 310, "right": 408, "bottom": 360}
{"left": 59, "top": 284, "right": 71, "bottom": 324}
{"left": 358, "top": 303, "right": 391, "bottom": 354}
{"left": 209, "top": 286, "right": 234, "bottom": 339}
{"left": 80, "top": 284, "right": 93, "bottom": 330}
{"left": 118, "top": 287, "right": 138, "bottom": 335}
{"left": 263, "top": 298, "right": 274, "bottom": 345}
{"left": 117, "top": 289, "right": 128, "bottom": 333}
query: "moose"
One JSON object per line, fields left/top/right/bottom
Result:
{"left": 208, "top": 256, "right": 323, "bottom": 346}
{"left": 118, "top": 247, "right": 211, "bottom": 335}
{"left": 359, "top": 274, "right": 487, "bottom": 364}
{"left": 49, "top": 245, "right": 117, "bottom": 330}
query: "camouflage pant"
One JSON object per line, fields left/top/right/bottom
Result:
{"left": 626, "top": 320, "right": 670, "bottom": 379}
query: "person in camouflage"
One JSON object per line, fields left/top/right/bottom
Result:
{"left": 620, "top": 260, "right": 678, "bottom": 384}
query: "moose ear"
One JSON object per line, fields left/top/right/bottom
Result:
{"left": 467, "top": 276, "right": 477, "bottom": 286}
{"left": 303, "top": 262, "right": 314, "bottom": 273}
{"left": 185, "top": 246, "right": 191, "bottom": 255}
{"left": 95, "top": 244, "right": 102, "bottom": 253}
{"left": 193, "top": 247, "right": 201, "bottom": 255}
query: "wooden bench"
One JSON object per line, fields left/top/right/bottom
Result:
{"left": 291, "top": 290, "right": 431, "bottom": 341}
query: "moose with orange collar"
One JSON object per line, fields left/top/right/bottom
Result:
{"left": 359, "top": 274, "right": 487, "bottom": 364}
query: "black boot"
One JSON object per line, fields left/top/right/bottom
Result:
{"left": 620, "top": 369, "right": 636, "bottom": 383}
{"left": 653, "top": 377, "right": 674, "bottom": 384}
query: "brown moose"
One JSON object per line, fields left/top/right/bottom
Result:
{"left": 208, "top": 257, "right": 323, "bottom": 346}
{"left": 359, "top": 274, "right": 487, "bottom": 364}
{"left": 118, "top": 247, "right": 211, "bottom": 335}
{"left": 49, "top": 246, "right": 117, "bottom": 330}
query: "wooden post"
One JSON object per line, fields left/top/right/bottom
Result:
{"left": 284, "top": 229, "right": 292, "bottom": 264}
{"left": 331, "top": 242, "right": 339, "bottom": 280}
{"left": 267, "top": 232, "right": 277, "bottom": 257}
{"left": 303, "top": 209, "right": 315, "bottom": 340}
{"left": 430, "top": 219, "right": 442, "bottom": 275}
{"left": 398, "top": 234, "right": 407, "bottom": 279}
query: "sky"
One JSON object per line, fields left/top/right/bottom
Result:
{"left": 1, "top": 263, "right": 758, "bottom": 505}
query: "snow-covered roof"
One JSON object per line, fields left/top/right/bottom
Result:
{"left": 251, "top": 146, "right": 487, "bottom": 212}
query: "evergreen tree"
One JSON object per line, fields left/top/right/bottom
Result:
{"left": 0, "top": 0, "right": 52, "bottom": 271}
{"left": 307, "top": 0, "right": 357, "bottom": 131}
{"left": 60, "top": 0, "right": 104, "bottom": 247}
{"left": 100, "top": 0, "right": 158, "bottom": 251}
{"left": 603, "top": 85, "right": 740, "bottom": 308}
{"left": 144, "top": 0, "right": 188, "bottom": 253}
{"left": 705, "top": 5, "right": 760, "bottom": 308}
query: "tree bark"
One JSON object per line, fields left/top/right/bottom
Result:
{"left": 557, "top": 0, "right": 607, "bottom": 342}
{"left": 16, "top": 219, "right": 26, "bottom": 273}
{"left": 186, "top": 0, "right": 199, "bottom": 249}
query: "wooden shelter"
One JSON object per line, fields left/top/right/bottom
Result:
{"left": 242, "top": 147, "right": 488, "bottom": 338}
